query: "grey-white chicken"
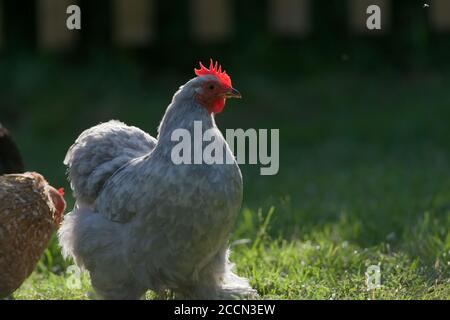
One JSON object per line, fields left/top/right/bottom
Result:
{"left": 58, "top": 60, "right": 257, "bottom": 299}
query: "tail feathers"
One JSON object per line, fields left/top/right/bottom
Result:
{"left": 77, "top": 155, "right": 133, "bottom": 202}
{"left": 64, "top": 120, "right": 157, "bottom": 204}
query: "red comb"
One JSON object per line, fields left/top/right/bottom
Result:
{"left": 57, "top": 188, "right": 65, "bottom": 196}
{"left": 194, "top": 59, "right": 232, "bottom": 87}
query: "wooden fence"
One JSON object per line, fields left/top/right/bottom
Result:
{"left": 0, "top": 0, "right": 449, "bottom": 50}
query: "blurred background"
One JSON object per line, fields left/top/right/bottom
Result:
{"left": 0, "top": 0, "right": 449, "bottom": 290}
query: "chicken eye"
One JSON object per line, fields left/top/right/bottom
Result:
{"left": 208, "top": 84, "right": 215, "bottom": 90}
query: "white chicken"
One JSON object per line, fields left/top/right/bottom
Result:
{"left": 58, "top": 60, "right": 257, "bottom": 299}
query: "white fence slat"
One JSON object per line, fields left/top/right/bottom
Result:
{"left": 191, "top": 0, "right": 233, "bottom": 42}
{"left": 430, "top": 0, "right": 450, "bottom": 31}
{"left": 268, "top": 0, "right": 311, "bottom": 37}
{"left": 37, "top": 0, "right": 78, "bottom": 50}
{"left": 0, "top": 0, "right": 3, "bottom": 48}
{"left": 114, "top": 0, "right": 155, "bottom": 46}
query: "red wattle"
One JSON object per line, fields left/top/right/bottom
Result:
{"left": 210, "top": 98, "right": 226, "bottom": 114}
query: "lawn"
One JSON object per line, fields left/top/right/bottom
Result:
{"left": 2, "top": 56, "right": 449, "bottom": 299}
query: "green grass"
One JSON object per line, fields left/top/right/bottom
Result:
{"left": 2, "top": 56, "right": 449, "bottom": 300}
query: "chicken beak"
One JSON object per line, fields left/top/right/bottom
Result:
{"left": 224, "top": 87, "right": 242, "bottom": 99}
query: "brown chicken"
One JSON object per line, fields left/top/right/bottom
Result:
{"left": 0, "top": 172, "right": 66, "bottom": 298}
